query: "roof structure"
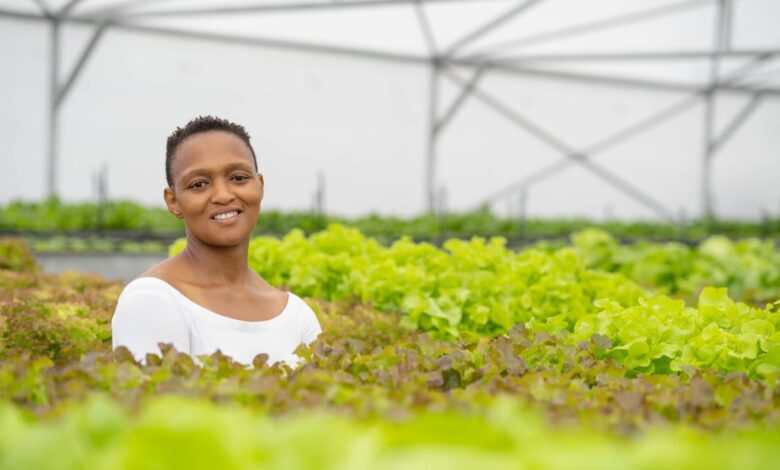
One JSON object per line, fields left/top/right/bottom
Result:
{"left": 2, "top": 0, "right": 779, "bottom": 220}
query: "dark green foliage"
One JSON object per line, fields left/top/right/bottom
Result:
{"left": 0, "top": 197, "right": 183, "bottom": 232}
{"left": 0, "top": 267, "right": 778, "bottom": 468}
{"left": 3, "top": 198, "right": 780, "bottom": 240}
{"left": 0, "top": 270, "right": 776, "bottom": 434}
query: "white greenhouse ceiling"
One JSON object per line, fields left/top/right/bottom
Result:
{"left": 1, "top": 0, "right": 779, "bottom": 220}
{"left": 4, "top": 0, "right": 780, "bottom": 88}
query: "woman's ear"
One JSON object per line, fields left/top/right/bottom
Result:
{"left": 163, "top": 186, "right": 183, "bottom": 219}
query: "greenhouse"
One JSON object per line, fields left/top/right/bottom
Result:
{"left": 1, "top": 1, "right": 779, "bottom": 469}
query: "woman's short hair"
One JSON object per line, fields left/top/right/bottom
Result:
{"left": 165, "top": 115, "right": 258, "bottom": 187}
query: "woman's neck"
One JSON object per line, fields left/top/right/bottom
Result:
{"left": 181, "top": 235, "right": 252, "bottom": 287}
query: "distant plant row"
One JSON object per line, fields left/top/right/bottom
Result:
{"left": 2, "top": 197, "right": 780, "bottom": 240}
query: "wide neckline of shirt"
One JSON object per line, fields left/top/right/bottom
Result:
{"left": 131, "top": 276, "right": 294, "bottom": 327}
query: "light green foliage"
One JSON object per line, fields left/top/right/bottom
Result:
{"left": 572, "top": 228, "right": 780, "bottom": 302}
{"left": 573, "top": 288, "right": 780, "bottom": 376}
{"left": 168, "top": 226, "right": 780, "bottom": 377}
{"left": 1, "top": 268, "right": 780, "bottom": 468}
{"left": 0, "top": 395, "right": 778, "bottom": 470}
{"left": 173, "top": 225, "right": 647, "bottom": 339}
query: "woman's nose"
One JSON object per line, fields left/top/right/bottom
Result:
{"left": 210, "top": 179, "right": 235, "bottom": 203}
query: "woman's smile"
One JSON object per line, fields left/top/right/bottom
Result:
{"left": 211, "top": 209, "right": 242, "bottom": 225}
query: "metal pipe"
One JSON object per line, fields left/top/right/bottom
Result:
{"left": 55, "top": 23, "right": 108, "bottom": 109}
{"left": 434, "top": 64, "right": 486, "bottom": 136}
{"left": 77, "top": 0, "right": 181, "bottom": 19}
{"left": 30, "top": 0, "right": 51, "bottom": 17}
{"left": 426, "top": 64, "right": 440, "bottom": 213}
{"left": 92, "top": 0, "right": 478, "bottom": 19}
{"left": 444, "top": 0, "right": 542, "bottom": 58}
{"left": 414, "top": 0, "right": 438, "bottom": 55}
{"left": 482, "top": 158, "right": 571, "bottom": 206}
{"left": 107, "top": 20, "right": 430, "bottom": 66}
{"left": 443, "top": 67, "right": 676, "bottom": 220}
{"left": 708, "top": 93, "right": 763, "bottom": 154}
{"left": 47, "top": 18, "right": 59, "bottom": 199}
{"left": 456, "top": 62, "right": 780, "bottom": 96}
{"left": 0, "top": 8, "right": 430, "bottom": 66}
{"left": 702, "top": 0, "right": 730, "bottom": 219}
{"left": 3, "top": 8, "right": 778, "bottom": 97}
{"left": 59, "top": 0, "right": 88, "bottom": 17}
{"left": 493, "top": 49, "right": 780, "bottom": 63}
{"left": 464, "top": 0, "right": 715, "bottom": 60}
{"left": 413, "top": 0, "right": 440, "bottom": 213}
{"left": 478, "top": 55, "right": 773, "bottom": 207}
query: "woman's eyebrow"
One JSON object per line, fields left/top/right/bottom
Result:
{"left": 180, "top": 162, "right": 253, "bottom": 181}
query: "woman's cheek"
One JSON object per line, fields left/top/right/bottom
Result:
{"left": 246, "top": 186, "right": 263, "bottom": 205}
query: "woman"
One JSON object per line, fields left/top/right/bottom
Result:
{"left": 112, "top": 116, "right": 322, "bottom": 367}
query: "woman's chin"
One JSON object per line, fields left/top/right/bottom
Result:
{"left": 197, "top": 231, "right": 252, "bottom": 247}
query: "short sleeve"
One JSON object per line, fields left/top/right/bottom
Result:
{"left": 111, "top": 285, "right": 191, "bottom": 363}
{"left": 298, "top": 298, "right": 322, "bottom": 346}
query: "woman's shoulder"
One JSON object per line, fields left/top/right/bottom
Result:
{"left": 122, "top": 275, "right": 177, "bottom": 293}
{"left": 284, "top": 291, "right": 309, "bottom": 311}
{"left": 125, "top": 257, "right": 191, "bottom": 296}
{"left": 116, "top": 277, "right": 181, "bottom": 310}
{"left": 284, "top": 292, "right": 322, "bottom": 345}
{"left": 285, "top": 292, "right": 320, "bottom": 323}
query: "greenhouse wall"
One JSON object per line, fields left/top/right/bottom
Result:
{"left": 1, "top": 0, "right": 778, "bottom": 220}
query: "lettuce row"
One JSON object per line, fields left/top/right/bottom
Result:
{"left": 572, "top": 228, "right": 780, "bottom": 302}
{"left": 170, "top": 225, "right": 780, "bottom": 377}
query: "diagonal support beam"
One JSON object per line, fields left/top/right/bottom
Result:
{"left": 711, "top": 52, "right": 777, "bottom": 86}
{"left": 458, "top": 61, "right": 780, "bottom": 96}
{"left": 477, "top": 53, "right": 769, "bottom": 209}
{"left": 464, "top": 0, "right": 714, "bottom": 60}
{"left": 414, "top": 0, "right": 438, "bottom": 55}
{"left": 88, "top": 0, "right": 478, "bottom": 19}
{"left": 434, "top": 64, "right": 486, "bottom": 136}
{"left": 708, "top": 92, "right": 763, "bottom": 155}
{"left": 55, "top": 23, "right": 108, "bottom": 109}
{"left": 4, "top": 7, "right": 779, "bottom": 97}
{"left": 59, "top": 0, "right": 88, "bottom": 17}
{"left": 444, "top": 0, "right": 543, "bottom": 58}
{"left": 482, "top": 158, "right": 572, "bottom": 204}
{"left": 480, "top": 96, "right": 702, "bottom": 207}
{"left": 442, "top": 66, "right": 677, "bottom": 220}
{"left": 78, "top": 0, "right": 181, "bottom": 19}
{"left": 30, "top": 0, "right": 51, "bottom": 17}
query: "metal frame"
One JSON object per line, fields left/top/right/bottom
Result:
{"left": 1, "top": 0, "right": 778, "bottom": 218}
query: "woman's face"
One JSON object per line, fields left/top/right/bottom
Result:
{"left": 164, "top": 130, "right": 263, "bottom": 247}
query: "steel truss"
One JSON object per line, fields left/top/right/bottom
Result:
{"left": 1, "top": 0, "right": 778, "bottom": 219}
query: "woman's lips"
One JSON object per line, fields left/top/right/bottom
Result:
{"left": 211, "top": 211, "right": 241, "bottom": 225}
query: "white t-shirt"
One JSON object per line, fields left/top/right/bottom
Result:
{"left": 111, "top": 277, "right": 322, "bottom": 367}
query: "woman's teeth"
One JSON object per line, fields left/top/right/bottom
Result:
{"left": 214, "top": 211, "right": 239, "bottom": 220}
